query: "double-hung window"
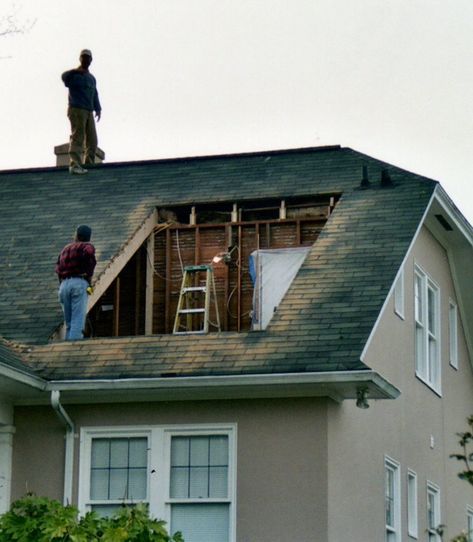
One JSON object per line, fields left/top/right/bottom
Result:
{"left": 83, "top": 430, "right": 150, "bottom": 516}
{"left": 385, "top": 457, "right": 401, "bottom": 542}
{"left": 79, "top": 425, "right": 236, "bottom": 542}
{"left": 427, "top": 482, "right": 441, "bottom": 542}
{"left": 414, "top": 266, "right": 441, "bottom": 393}
{"left": 407, "top": 469, "right": 418, "bottom": 538}
{"left": 167, "top": 432, "right": 232, "bottom": 542}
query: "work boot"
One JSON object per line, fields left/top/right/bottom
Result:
{"left": 69, "top": 165, "right": 88, "bottom": 175}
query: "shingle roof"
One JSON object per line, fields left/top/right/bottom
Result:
{"left": 0, "top": 146, "right": 436, "bottom": 380}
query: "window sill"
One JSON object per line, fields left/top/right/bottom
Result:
{"left": 415, "top": 373, "right": 442, "bottom": 398}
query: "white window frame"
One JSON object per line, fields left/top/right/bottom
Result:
{"left": 449, "top": 299, "right": 458, "bottom": 369}
{"left": 414, "top": 265, "right": 441, "bottom": 394}
{"left": 78, "top": 427, "right": 152, "bottom": 513}
{"left": 394, "top": 267, "right": 405, "bottom": 319}
{"left": 385, "top": 456, "right": 401, "bottom": 542}
{"left": 79, "top": 424, "right": 237, "bottom": 542}
{"left": 427, "top": 482, "right": 441, "bottom": 542}
{"left": 467, "top": 506, "right": 473, "bottom": 542}
{"left": 407, "top": 469, "right": 418, "bottom": 538}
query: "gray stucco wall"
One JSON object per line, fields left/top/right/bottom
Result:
{"left": 13, "top": 397, "right": 328, "bottom": 542}
{"left": 327, "top": 226, "right": 473, "bottom": 541}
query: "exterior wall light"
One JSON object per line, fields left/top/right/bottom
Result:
{"left": 356, "top": 387, "right": 370, "bottom": 409}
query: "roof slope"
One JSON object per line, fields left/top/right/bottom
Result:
{"left": 0, "top": 146, "right": 436, "bottom": 380}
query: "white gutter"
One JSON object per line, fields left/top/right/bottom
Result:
{"left": 50, "top": 391, "right": 74, "bottom": 506}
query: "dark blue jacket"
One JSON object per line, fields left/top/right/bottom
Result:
{"left": 62, "top": 69, "right": 101, "bottom": 113}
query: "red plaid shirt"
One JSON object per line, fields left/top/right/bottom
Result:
{"left": 56, "top": 242, "right": 96, "bottom": 283}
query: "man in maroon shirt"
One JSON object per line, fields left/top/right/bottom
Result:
{"left": 56, "top": 225, "right": 96, "bottom": 340}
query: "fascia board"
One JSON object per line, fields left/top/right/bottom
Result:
{"left": 432, "top": 185, "right": 473, "bottom": 247}
{"left": 43, "top": 370, "right": 400, "bottom": 404}
{"left": 0, "top": 361, "right": 47, "bottom": 390}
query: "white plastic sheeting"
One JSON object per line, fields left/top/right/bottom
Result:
{"left": 249, "top": 247, "right": 311, "bottom": 330}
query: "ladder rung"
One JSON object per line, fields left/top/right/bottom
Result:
{"left": 178, "top": 308, "right": 205, "bottom": 314}
{"left": 182, "top": 287, "right": 206, "bottom": 292}
{"left": 184, "top": 265, "right": 212, "bottom": 272}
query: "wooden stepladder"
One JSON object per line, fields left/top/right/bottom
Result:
{"left": 173, "top": 265, "right": 221, "bottom": 334}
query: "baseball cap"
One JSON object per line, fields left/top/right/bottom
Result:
{"left": 80, "top": 49, "right": 92, "bottom": 58}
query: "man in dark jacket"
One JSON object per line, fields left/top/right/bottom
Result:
{"left": 56, "top": 225, "right": 96, "bottom": 340}
{"left": 62, "top": 49, "right": 101, "bottom": 175}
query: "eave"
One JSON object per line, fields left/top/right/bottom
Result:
{"left": 11, "top": 369, "right": 400, "bottom": 406}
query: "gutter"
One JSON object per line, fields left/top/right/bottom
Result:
{"left": 50, "top": 391, "right": 74, "bottom": 506}
{"left": 47, "top": 370, "right": 400, "bottom": 402}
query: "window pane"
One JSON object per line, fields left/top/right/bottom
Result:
{"left": 428, "top": 337, "right": 438, "bottom": 384}
{"left": 428, "top": 287, "right": 436, "bottom": 333}
{"left": 170, "top": 467, "right": 189, "bottom": 498}
{"left": 90, "top": 468, "right": 109, "bottom": 500}
{"left": 209, "top": 466, "right": 228, "bottom": 498}
{"left": 190, "top": 437, "right": 209, "bottom": 466}
{"left": 210, "top": 436, "right": 228, "bottom": 465}
{"left": 189, "top": 467, "right": 208, "bottom": 498}
{"left": 385, "top": 468, "right": 394, "bottom": 527}
{"left": 129, "top": 438, "right": 148, "bottom": 468}
{"left": 171, "top": 503, "right": 229, "bottom": 542}
{"left": 110, "top": 439, "right": 129, "bottom": 468}
{"left": 91, "top": 504, "right": 123, "bottom": 517}
{"left": 416, "top": 324, "right": 425, "bottom": 375}
{"left": 91, "top": 440, "right": 110, "bottom": 468}
{"left": 128, "top": 468, "right": 147, "bottom": 500}
{"left": 109, "top": 468, "right": 128, "bottom": 499}
{"left": 171, "top": 437, "right": 189, "bottom": 467}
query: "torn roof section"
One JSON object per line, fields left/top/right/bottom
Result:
{"left": 0, "top": 145, "right": 442, "bottom": 386}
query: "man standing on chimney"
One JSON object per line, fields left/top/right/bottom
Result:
{"left": 56, "top": 225, "right": 96, "bottom": 340}
{"left": 62, "top": 49, "right": 101, "bottom": 175}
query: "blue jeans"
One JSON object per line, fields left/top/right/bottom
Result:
{"left": 59, "top": 277, "right": 88, "bottom": 340}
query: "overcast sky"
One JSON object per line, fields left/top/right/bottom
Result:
{"left": 1, "top": 0, "right": 473, "bottom": 225}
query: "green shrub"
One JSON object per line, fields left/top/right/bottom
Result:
{"left": 0, "top": 494, "right": 183, "bottom": 542}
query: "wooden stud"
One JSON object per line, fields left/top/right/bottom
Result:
{"left": 237, "top": 225, "right": 242, "bottom": 332}
{"left": 165, "top": 228, "right": 172, "bottom": 333}
{"left": 113, "top": 277, "right": 120, "bottom": 337}
{"left": 145, "top": 234, "right": 154, "bottom": 335}
{"left": 134, "top": 250, "right": 142, "bottom": 335}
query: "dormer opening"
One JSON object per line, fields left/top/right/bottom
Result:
{"left": 86, "top": 194, "right": 339, "bottom": 338}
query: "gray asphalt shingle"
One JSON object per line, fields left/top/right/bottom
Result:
{"left": 0, "top": 146, "right": 436, "bottom": 380}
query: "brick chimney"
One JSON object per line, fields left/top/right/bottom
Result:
{"left": 54, "top": 143, "right": 105, "bottom": 167}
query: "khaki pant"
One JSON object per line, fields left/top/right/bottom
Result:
{"left": 67, "top": 107, "right": 98, "bottom": 166}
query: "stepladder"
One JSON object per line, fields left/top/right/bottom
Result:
{"left": 173, "top": 265, "right": 221, "bottom": 334}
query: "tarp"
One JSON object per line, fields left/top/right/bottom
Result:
{"left": 249, "top": 247, "right": 311, "bottom": 330}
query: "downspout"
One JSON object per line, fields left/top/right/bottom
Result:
{"left": 50, "top": 391, "right": 74, "bottom": 506}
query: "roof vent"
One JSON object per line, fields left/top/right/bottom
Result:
{"left": 380, "top": 168, "right": 393, "bottom": 188}
{"left": 360, "top": 165, "right": 370, "bottom": 188}
{"left": 435, "top": 214, "right": 453, "bottom": 231}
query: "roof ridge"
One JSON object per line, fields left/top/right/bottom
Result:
{"left": 0, "top": 144, "right": 344, "bottom": 175}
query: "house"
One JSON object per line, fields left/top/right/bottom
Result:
{"left": 0, "top": 144, "right": 472, "bottom": 541}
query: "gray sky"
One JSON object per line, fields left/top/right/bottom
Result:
{"left": 2, "top": 0, "right": 473, "bottom": 225}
